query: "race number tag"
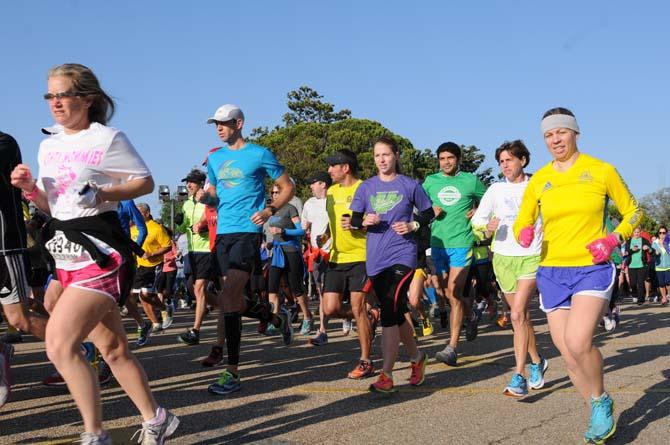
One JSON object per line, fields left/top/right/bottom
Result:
{"left": 45, "top": 231, "right": 91, "bottom": 263}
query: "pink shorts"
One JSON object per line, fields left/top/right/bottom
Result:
{"left": 56, "top": 253, "right": 126, "bottom": 302}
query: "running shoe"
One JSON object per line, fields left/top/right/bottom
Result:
{"left": 0, "top": 329, "right": 22, "bottom": 343}
{"left": 150, "top": 323, "right": 164, "bottom": 334}
{"left": 178, "top": 299, "right": 188, "bottom": 309}
{"left": 435, "top": 345, "right": 457, "bottom": 366}
{"left": 257, "top": 320, "right": 268, "bottom": 335}
{"left": 137, "top": 321, "right": 152, "bottom": 347}
{"left": 631, "top": 297, "right": 638, "bottom": 304}
{"left": 612, "top": 306, "right": 620, "bottom": 326}
{"left": 465, "top": 312, "right": 479, "bottom": 342}
{"left": 368, "top": 307, "right": 380, "bottom": 341}
{"left": 278, "top": 308, "right": 293, "bottom": 346}
{"left": 120, "top": 305, "right": 129, "bottom": 317}
{"left": 503, "top": 373, "right": 528, "bottom": 397}
{"left": 603, "top": 315, "right": 616, "bottom": 332}
{"left": 162, "top": 306, "right": 174, "bottom": 330}
{"left": 528, "top": 357, "right": 548, "bottom": 390}
{"left": 42, "top": 369, "right": 66, "bottom": 387}
{"left": 0, "top": 343, "right": 14, "bottom": 407}
{"left": 342, "top": 319, "right": 353, "bottom": 336}
{"left": 309, "top": 331, "right": 328, "bottom": 346}
{"left": 409, "top": 352, "right": 428, "bottom": 386}
{"left": 97, "top": 360, "right": 113, "bottom": 386}
{"left": 177, "top": 328, "right": 200, "bottom": 346}
{"left": 79, "top": 431, "right": 112, "bottom": 445}
{"left": 440, "top": 312, "right": 448, "bottom": 329}
{"left": 584, "top": 393, "right": 616, "bottom": 444}
{"left": 421, "top": 318, "right": 434, "bottom": 337}
{"left": 300, "top": 318, "right": 314, "bottom": 336}
{"left": 289, "top": 303, "right": 300, "bottom": 324}
{"left": 132, "top": 407, "right": 180, "bottom": 445}
{"left": 265, "top": 324, "right": 279, "bottom": 336}
{"left": 202, "top": 346, "right": 224, "bottom": 367}
{"left": 348, "top": 360, "right": 375, "bottom": 379}
{"left": 369, "top": 371, "right": 395, "bottom": 393}
{"left": 496, "top": 313, "right": 509, "bottom": 329}
{"left": 208, "top": 370, "right": 241, "bottom": 395}
{"left": 637, "top": 297, "right": 644, "bottom": 306}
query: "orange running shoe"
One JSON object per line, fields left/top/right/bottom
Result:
{"left": 409, "top": 352, "right": 428, "bottom": 386}
{"left": 369, "top": 371, "right": 395, "bottom": 393}
{"left": 496, "top": 313, "right": 509, "bottom": 329}
{"left": 348, "top": 360, "right": 375, "bottom": 379}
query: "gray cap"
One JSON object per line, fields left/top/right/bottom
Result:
{"left": 206, "top": 104, "right": 245, "bottom": 124}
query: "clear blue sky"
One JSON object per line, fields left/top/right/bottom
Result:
{"left": 1, "top": 1, "right": 668, "bottom": 212}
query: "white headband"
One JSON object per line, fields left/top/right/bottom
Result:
{"left": 540, "top": 114, "right": 580, "bottom": 134}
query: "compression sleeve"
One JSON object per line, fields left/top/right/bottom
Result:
{"left": 284, "top": 227, "right": 306, "bottom": 237}
{"left": 350, "top": 211, "right": 364, "bottom": 230}
{"left": 605, "top": 165, "right": 643, "bottom": 240}
{"left": 415, "top": 207, "right": 436, "bottom": 227}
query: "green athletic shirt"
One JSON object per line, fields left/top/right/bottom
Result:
{"left": 423, "top": 171, "right": 486, "bottom": 248}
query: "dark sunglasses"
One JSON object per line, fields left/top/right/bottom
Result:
{"left": 43, "top": 91, "right": 87, "bottom": 101}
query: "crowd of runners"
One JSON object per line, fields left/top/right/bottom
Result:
{"left": 0, "top": 63, "right": 666, "bottom": 444}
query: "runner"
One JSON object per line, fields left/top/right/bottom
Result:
{"left": 422, "top": 142, "right": 486, "bottom": 366}
{"left": 471, "top": 140, "right": 547, "bottom": 397}
{"left": 175, "top": 169, "right": 218, "bottom": 349}
{"left": 131, "top": 203, "right": 173, "bottom": 335}
{"left": 350, "top": 136, "right": 434, "bottom": 392}
{"left": 514, "top": 107, "right": 641, "bottom": 444}
{"left": 11, "top": 63, "right": 178, "bottom": 443}
{"left": 302, "top": 172, "right": 333, "bottom": 344}
{"left": 266, "top": 182, "right": 311, "bottom": 334}
{"left": 203, "top": 104, "right": 294, "bottom": 395}
{"left": 322, "top": 149, "right": 377, "bottom": 379}
{"left": 653, "top": 226, "right": 670, "bottom": 305}
{"left": 1, "top": 131, "right": 49, "bottom": 408}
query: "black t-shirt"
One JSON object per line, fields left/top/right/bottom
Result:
{"left": 0, "top": 132, "right": 28, "bottom": 253}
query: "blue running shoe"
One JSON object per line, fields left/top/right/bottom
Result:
{"left": 528, "top": 356, "right": 548, "bottom": 390}
{"left": 208, "top": 370, "right": 241, "bottom": 395}
{"left": 503, "top": 373, "right": 528, "bottom": 397}
{"left": 584, "top": 393, "right": 616, "bottom": 444}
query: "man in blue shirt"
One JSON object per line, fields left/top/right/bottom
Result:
{"left": 202, "top": 104, "right": 295, "bottom": 395}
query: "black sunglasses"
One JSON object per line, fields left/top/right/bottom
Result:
{"left": 43, "top": 91, "right": 87, "bottom": 101}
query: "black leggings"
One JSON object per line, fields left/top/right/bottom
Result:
{"left": 628, "top": 267, "right": 647, "bottom": 301}
{"left": 371, "top": 264, "right": 413, "bottom": 328}
{"left": 268, "top": 250, "right": 305, "bottom": 296}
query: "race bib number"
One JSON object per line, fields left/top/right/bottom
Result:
{"left": 45, "top": 232, "right": 91, "bottom": 263}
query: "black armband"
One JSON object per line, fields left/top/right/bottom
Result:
{"left": 199, "top": 193, "right": 219, "bottom": 207}
{"left": 350, "top": 211, "right": 364, "bottom": 230}
{"left": 415, "top": 207, "right": 436, "bottom": 226}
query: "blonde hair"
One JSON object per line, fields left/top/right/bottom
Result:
{"left": 48, "top": 63, "right": 115, "bottom": 125}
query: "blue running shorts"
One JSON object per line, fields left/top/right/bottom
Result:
{"left": 536, "top": 263, "right": 615, "bottom": 313}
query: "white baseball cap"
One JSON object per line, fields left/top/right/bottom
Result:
{"left": 206, "top": 104, "right": 244, "bottom": 124}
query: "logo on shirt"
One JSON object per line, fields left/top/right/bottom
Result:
{"left": 437, "top": 186, "right": 461, "bottom": 206}
{"left": 370, "top": 191, "right": 403, "bottom": 214}
{"left": 217, "top": 160, "right": 243, "bottom": 189}
{"left": 579, "top": 171, "right": 593, "bottom": 183}
{"left": 542, "top": 181, "right": 553, "bottom": 192}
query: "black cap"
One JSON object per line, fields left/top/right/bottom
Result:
{"left": 307, "top": 171, "right": 332, "bottom": 187}
{"left": 181, "top": 169, "right": 207, "bottom": 184}
{"left": 325, "top": 151, "right": 357, "bottom": 167}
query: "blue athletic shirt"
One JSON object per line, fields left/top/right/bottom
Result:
{"left": 207, "top": 143, "right": 285, "bottom": 234}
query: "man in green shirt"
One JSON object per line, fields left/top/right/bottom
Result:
{"left": 422, "top": 142, "right": 486, "bottom": 366}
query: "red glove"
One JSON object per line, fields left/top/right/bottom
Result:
{"left": 586, "top": 234, "right": 619, "bottom": 264}
{"left": 518, "top": 226, "right": 535, "bottom": 248}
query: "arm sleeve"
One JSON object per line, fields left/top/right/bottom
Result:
{"left": 513, "top": 180, "right": 540, "bottom": 240}
{"left": 350, "top": 211, "right": 364, "bottom": 229}
{"left": 605, "top": 165, "right": 643, "bottom": 240}
{"left": 262, "top": 148, "right": 286, "bottom": 180}
{"left": 471, "top": 187, "right": 495, "bottom": 240}
{"left": 129, "top": 202, "right": 148, "bottom": 247}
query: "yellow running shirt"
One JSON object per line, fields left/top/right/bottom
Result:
{"left": 132, "top": 219, "right": 172, "bottom": 268}
{"left": 326, "top": 180, "right": 367, "bottom": 264}
{"left": 514, "top": 153, "right": 642, "bottom": 267}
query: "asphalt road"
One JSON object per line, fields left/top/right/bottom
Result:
{"left": 1, "top": 297, "right": 668, "bottom": 444}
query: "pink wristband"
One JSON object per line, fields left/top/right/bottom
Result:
{"left": 23, "top": 183, "right": 40, "bottom": 201}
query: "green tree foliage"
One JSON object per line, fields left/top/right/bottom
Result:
{"left": 608, "top": 203, "right": 658, "bottom": 234}
{"left": 640, "top": 187, "right": 670, "bottom": 228}
{"left": 250, "top": 86, "right": 493, "bottom": 199}
{"left": 459, "top": 144, "right": 495, "bottom": 186}
{"left": 282, "top": 86, "right": 352, "bottom": 126}
{"left": 159, "top": 200, "right": 184, "bottom": 233}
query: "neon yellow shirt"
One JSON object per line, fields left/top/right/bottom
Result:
{"left": 514, "top": 153, "right": 642, "bottom": 267}
{"left": 132, "top": 219, "right": 172, "bottom": 268}
{"left": 326, "top": 180, "right": 367, "bottom": 264}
